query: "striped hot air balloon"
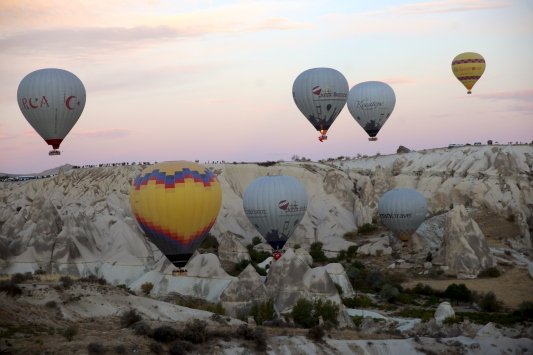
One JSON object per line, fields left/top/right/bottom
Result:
{"left": 130, "top": 161, "right": 222, "bottom": 268}
{"left": 17, "top": 68, "right": 86, "bottom": 155}
{"left": 243, "top": 175, "right": 307, "bottom": 259}
{"left": 451, "top": 52, "right": 486, "bottom": 94}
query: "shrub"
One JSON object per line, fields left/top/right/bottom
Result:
{"left": 11, "top": 273, "right": 32, "bottom": 284}
{"left": 113, "top": 345, "right": 126, "bottom": 354}
{"left": 149, "top": 342, "right": 164, "bottom": 354}
{"left": 409, "top": 283, "right": 436, "bottom": 296}
{"left": 357, "top": 223, "right": 378, "bottom": 235}
{"left": 477, "top": 267, "right": 500, "bottom": 278}
{"left": 62, "top": 326, "right": 78, "bottom": 341}
{"left": 152, "top": 325, "right": 178, "bottom": 343}
{"left": 479, "top": 292, "right": 502, "bottom": 312}
{"left": 34, "top": 269, "right": 46, "bottom": 275}
{"left": 45, "top": 300, "right": 58, "bottom": 309}
{"left": 425, "top": 252, "right": 433, "bottom": 262}
{"left": 247, "top": 245, "right": 271, "bottom": 264}
{"left": 307, "top": 325, "right": 325, "bottom": 342}
{"left": 236, "top": 325, "right": 267, "bottom": 351}
{"left": 292, "top": 299, "right": 315, "bottom": 328}
{"left": 517, "top": 301, "right": 533, "bottom": 320}
{"left": 59, "top": 276, "right": 74, "bottom": 288}
{"left": 182, "top": 319, "right": 208, "bottom": 344}
{"left": 379, "top": 284, "right": 400, "bottom": 302}
{"left": 346, "top": 245, "right": 358, "bottom": 258}
{"left": 132, "top": 321, "right": 152, "bottom": 336}
{"left": 120, "top": 309, "right": 142, "bottom": 328}
{"left": 79, "top": 275, "right": 107, "bottom": 285}
{"left": 199, "top": 233, "right": 219, "bottom": 251}
{"left": 87, "top": 342, "right": 105, "bottom": 354}
{"left": 141, "top": 282, "right": 154, "bottom": 295}
{"left": 168, "top": 340, "right": 193, "bottom": 355}
{"left": 252, "top": 236, "right": 263, "bottom": 246}
{"left": 292, "top": 298, "right": 339, "bottom": 328}
{"left": 309, "top": 242, "right": 328, "bottom": 263}
{"left": 0, "top": 280, "right": 22, "bottom": 297}
{"left": 250, "top": 300, "right": 275, "bottom": 325}
{"left": 234, "top": 259, "right": 250, "bottom": 274}
{"left": 343, "top": 295, "right": 372, "bottom": 308}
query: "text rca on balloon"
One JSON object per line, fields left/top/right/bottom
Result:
{"left": 19, "top": 96, "right": 49, "bottom": 110}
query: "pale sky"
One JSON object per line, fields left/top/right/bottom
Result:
{"left": 1, "top": 0, "right": 532, "bottom": 174}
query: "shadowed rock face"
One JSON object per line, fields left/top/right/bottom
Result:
{"left": 217, "top": 231, "right": 250, "bottom": 269}
{"left": 220, "top": 264, "right": 268, "bottom": 317}
{"left": 434, "top": 205, "right": 494, "bottom": 278}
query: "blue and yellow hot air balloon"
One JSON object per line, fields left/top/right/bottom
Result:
{"left": 130, "top": 161, "right": 222, "bottom": 268}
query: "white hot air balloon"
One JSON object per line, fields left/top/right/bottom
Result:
{"left": 17, "top": 68, "right": 86, "bottom": 155}
{"left": 347, "top": 81, "right": 395, "bottom": 141}
{"left": 292, "top": 67, "right": 348, "bottom": 142}
{"left": 378, "top": 188, "right": 427, "bottom": 243}
{"left": 243, "top": 175, "right": 307, "bottom": 260}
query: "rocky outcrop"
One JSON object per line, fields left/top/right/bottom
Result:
{"left": 325, "top": 263, "right": 355, "bottom": 297}
{"left": 357, "top": 236, "right": 393, "bottom": 256}
{"left": 433, "top": 205, "right": 494, "bottom": 278}
{"left": 220, "top": 264, "right": 268, "bottom": 317}
{"left": 217, "top": 231, "right": 250, "bottom": 270}
{"left": 434, "top": 301, "right": 455, "bottom": 325}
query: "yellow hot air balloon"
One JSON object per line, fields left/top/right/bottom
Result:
{"left": 451, "top": 52, "right": 486, "bottom": 94}
{"left": 130, "top": 161, "right": 222, "bottom": 269}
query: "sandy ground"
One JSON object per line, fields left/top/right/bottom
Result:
{"left": 403, "top": 267, "right": 533, "bottom": 309}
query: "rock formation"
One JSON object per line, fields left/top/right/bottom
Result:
{"left": 434, "top": 301, "right": 455, "bottom": 325}
{"left": 433, "top": 205, "right": 494, "bottom": 278}
{"left": 220, "top": 264, "right": 269, "bottom": 317}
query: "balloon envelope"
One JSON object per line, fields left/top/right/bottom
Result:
{"left": 243, "top": 175, "right": 307, "bottom": 250}
{"left": 347, "top": 81, "right": 396, "bottom": 140}
{"left": 451, "top": 52, "right": 485, "bottom": 94}
{"left": 292, "top": 68, "right": 348, "bottom": 138}
{"left": 17, "top": 68, "right": 86, "bottom": 151}
{"left": 378, "top": 188, "right": 427, "bottom": 242}
{"left": 130, "top": 161, "right": 222, "bottom": 267}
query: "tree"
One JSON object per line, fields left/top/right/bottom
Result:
{"left": 443, "top": 283, "right": 472, "bottom": 305}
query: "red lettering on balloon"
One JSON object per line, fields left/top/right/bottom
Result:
{"left": 28, "top": 98, "right": 38, "bottom": 108}
{"left": 40, "top": 96, "right": 49, "bottom": 107}
{"left": 21, "top": 98, "right": 29, "bottom": 109}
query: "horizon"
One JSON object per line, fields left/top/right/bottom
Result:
{"left": 1, "top": 0, "right": 532, "bottom": 174}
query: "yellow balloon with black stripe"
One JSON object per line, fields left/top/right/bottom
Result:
{"left": 130, "top": 161, "right": 222, "bottom": 267}
{"left": 451, "top": 52, "right": 486, "bottom": 94}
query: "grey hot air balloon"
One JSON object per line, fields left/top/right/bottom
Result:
{"left": 347, "top": 81, "right": 395, "bottom": 141}
{"left": 292, "top": 67, "right": 349, "bottom": 142}
{"left": 17, "top": 68, "right": 86, "bottom": 155}
{"left": 243, "top": 175, "right": 307, "bottom": 259}
{"left": 378, "top": 188, "right": 427, "bottom": 242}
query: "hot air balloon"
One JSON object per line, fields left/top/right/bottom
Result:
{"left": 17, "top": 68, "right": 86, "bottom": 155}
{"left": 378, "top": 188, "right": 427, "bottom": 244}
{"left": 130, "top": 161, "right": 222, "bottom": 269}
{"left": 243, "top": 175, "right": 307, "bottom": 260}
{"left": 451, "top": 52, "right": 485, "bottom": 94}
{"left": 347, "top": 81, "right": 396, "bottom": 141}
{"left": 292, "top": 68, "right": 348, "bottom": 142}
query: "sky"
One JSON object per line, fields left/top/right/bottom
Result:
{"left": 0, "top": 0, "right": 532, "bottom": 174}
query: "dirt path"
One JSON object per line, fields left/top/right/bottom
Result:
{"left": 403, "top": 267, "right": 533, "bottom": 309}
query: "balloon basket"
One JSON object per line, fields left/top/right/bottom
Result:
{"left": 368, "top": 137, "right": 378, "bottom": 141}
{"left": 272, "top": 251, "right": 283, "bottom": 261}
{"left": 318, "top": 135, "right": 327, "bottom": 142}
{"left": 172, "top": 268, "right": 188, "bottom": 276}
{"left": 49, "top": 149, "right": 61, "bottom": 156}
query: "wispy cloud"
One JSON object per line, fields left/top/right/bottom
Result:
{"left": 473, "top": 89, "right": 533, "bottom": 101}
{"left": 72, "top": 128, "right": 131, "bottom": 139}
{"left": 392, "top": 0, "right": 510, "bottom": 15}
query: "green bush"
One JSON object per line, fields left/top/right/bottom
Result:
{"left": 379, "top": 284, "right": 400, "bottom": 302}
{"left": 307, "top": 325, "right": 325, "bottom": 342}
{"left": 292, "top": 298, "right": 339, "bottom": 328}
{"left": 62, "top": 326, "right": 78, "bottom": 341}
{"left": 141, "top": 282, "right": 154, "bottom": 295}
{"left": 357, "top": 223, "right": 378, "bottom": 235}
{"left": 517, "top": 301, "right": 533, "bottom": 320}
{"left": 250, "top": 300, "right": 275, "bottom": 325}
{"left": 346, "top": 245, "right": 358, "bottom": 258}
{"left": 479, "top": 292, "right": 502, "bottom": 312}
{"left": 87, "top": 342, "right": 105, "bottom": 354}
{"left": 309, "top": 242, "right": 328, "bottom": 263}
{"left": 252, "top": 236, "right": 263, "bottom": 246}
{"left": 182, "top": 319, "right": 208, "bottom": 344}
{"left": 59, "top": 276, "right": 73, "bottom": 288}
{"left": 477, "top": 267, "right": 501, "bottom": 278}
{"left": 199, "top": 233, "right": 219, "bottom": 251}
{"left": 79, "top": 275, "right": 107, "bottom": 285}
{"left": 342, "top": 295, "right": 373, "bottom": 308}
{"left": 152, "top": 325, "right": 178, "bottom": 343}
{"left": 0, "top": 280, "right": 22, "bottom": 297}
{"left": 120, "top": 309, "right": 142, "bottom": 328}
{"left": 393, "top": 308, "right": 433, "bottom": 322}
{"left": 247, "top": 245, "right": 271, "bottom": 264}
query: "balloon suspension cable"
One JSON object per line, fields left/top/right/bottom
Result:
{"left": 368, "top": 137, "right": 378, "bottom": 141}
{"left": 49, "top": 149, "right": 61, "bottom": 156}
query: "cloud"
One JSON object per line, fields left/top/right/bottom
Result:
{"left": 392, "top": 0, "right": 510, "bottom": 15}
{"left": 473, "top": 89, "right": 533, "bottom": 101}
{"left": 72, "top": 128, "right": 131, "bottom": 139}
